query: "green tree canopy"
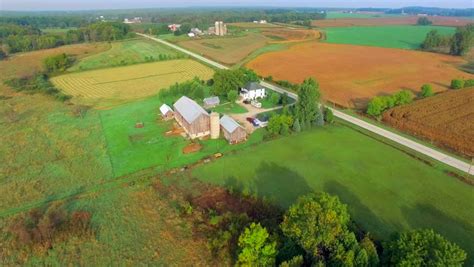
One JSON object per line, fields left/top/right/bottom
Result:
{"left": 420, "top": 84, "right": 434, "bottom": 98}
{"left": 295, "top": 78, "right": 320, "bottom": 129}
{"left": 227, "top": 90, "right": 238, "bottom": 103}
{"left": 281, "top": 192, "right": 350, "bottom": 257}
{"left": 451, "top": 79, "right": 465, "bottom": 89}
{"left": 451, "top": 23, "right": 474, "bottom": 56}
{"left": 237, "top": 222, "right": 277, "bottom": 267}
{"left": 212, "top": 69, "right": 243, "bottom": 97}
{"left": 385, "top": 229, "right": 467, "bottom": 267}
{"left": 417, "top": 17, "right": 433, "bottom": 25}
{"left": 43, "top": 53, "right": 74, "bottom": 73}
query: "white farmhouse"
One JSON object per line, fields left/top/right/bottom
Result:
{"left": 240, "top": 82, "right": 266, "bottom": 100}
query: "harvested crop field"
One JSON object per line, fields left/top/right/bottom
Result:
{"left": 383, "top": 88, "right": 474, "bottom": 157}
{"left": 178, "top": 33, "right": 269, "bottom": 65}
{"left": 51, "top": 59, "right": 213, "bottom": 106}
{"left": 313, "top": 16, "right": 473, "bottom": 27}
{"left": 261, "top": 28, "right": 321, "bottom": 42}
{"left": 228, "top": 22, "right": 280, "bottom": 28}
{"left": 247, "top": 42, "right": 474, "bottom": 108}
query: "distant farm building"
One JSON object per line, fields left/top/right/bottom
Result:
{"left": 159, "top": 104, "right": 174, "bottom": 120}
{"left": 191, "top": 28, "right": 203, "bottom": 35}
{"left": 240, "top": 82, "right": 266, "bottom": 100}
{"left": 211, "top": 21, "right": 227, "bottom": 36}
{"left": 123, "top": 17, "right": 142, "bottom": 24}
{"left": 173, "top": 96, "right": 211, "bottom": 139}
{"left": 203, "top": 96, "right": 220, "bottom": 108}
{"left": 220, "top": 115, "right": 247, "bottom": 144}
{"left": 168, "top": 24, "right": 181, "bottom": 32}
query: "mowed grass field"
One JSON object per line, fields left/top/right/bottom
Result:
{"left": 324, "top": 25, "right": 455, "bottom": 49}
{"left": 192, "top": 123, "right": 474, "bottom": 263}
{"left": 52, "top": 59, "right": 214, "bottom": 107}
{"left": 178, "top": 33, "right": 270, "bottom": 65}
{"left": 383, "top": 88, "right": 474, "bottom": 157}
{"left": 69, "top": 39, "right": 181, "bottom": 71}
{"left": 247, "top": 42, "right": 474, "bottom": 108}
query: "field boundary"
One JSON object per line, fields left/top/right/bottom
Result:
{"left": 138, "top": 33, "right": 474, "bottom": 175}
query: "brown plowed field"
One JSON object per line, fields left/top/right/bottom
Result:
{"left": 246, "top": 42, "right": 473, "bottom": 108}
{"left": 312, "top": 16, "right": 473, "bottom": 28}
{"left": 383, "top": 88, "right": 474, "bottom": 157}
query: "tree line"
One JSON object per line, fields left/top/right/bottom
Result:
{"left": 0, "top": 21, "right": 132, "bottom": 54}
{"left": 421, "top": 23, "right": 474, "bottom": 56}
{"left": 235, "top": 192, "right": 466, "bottom": 266}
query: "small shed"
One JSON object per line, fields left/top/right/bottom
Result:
{"left": 159, "top": 104, "right": 174, "bottom": 120}
{"left": 203, "top": 96, "right": 220, "bottom": 108}
{"left": 220, "top": 115, "right": 247, "bottom": 144}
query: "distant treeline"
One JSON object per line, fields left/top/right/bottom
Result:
{"left": 142, "top": 8, "right": 326, "bottom": 29}
{"left": 0, "top": 16, "right": 88, "bottom": 28}
{"left": 386, "top": 7, "right": 474, "bottom": 17}
{"left": 0, "top": 22, "right": 132, "bottom": 54}
{"left": 421, "top": 23, "right": 474, "bottom": 55}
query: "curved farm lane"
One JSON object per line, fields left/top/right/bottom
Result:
{"left": 138, "top": 33, "right": 474, "bottom": 175}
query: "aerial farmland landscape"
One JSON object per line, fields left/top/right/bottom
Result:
{"left": 0, "top": 1, "right": 473, "bottom": 266}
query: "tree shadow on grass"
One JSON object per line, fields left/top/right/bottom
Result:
{"left": 324, "top": 180, "right": 390, "bottom": 240}
{"left": 401, "top": 203, "right": 474, "bottom": 265}
{"left": 224, "top": 162, "right": 313, "bottom": 208}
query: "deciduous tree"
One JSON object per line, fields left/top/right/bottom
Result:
{"left": 295, "top": 78, "right": 320, "bottom": 129}
{"left": 385, "top": 229, "right": 466, "bottom": 267}
{"left": 237, "top": 223, "right": 277, "bottom": 266}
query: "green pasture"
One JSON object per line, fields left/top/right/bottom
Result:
{"left": 69, "top": 39, "right": 181, "bottom": 71}
{"left": 192, "top": 123, "right": 474, "bottom": 262}
{"left": 211, "top": 102, "right": 248, "bottom": 114}
{"left": 324, "top": 25, "right": 456, "bottom": 49}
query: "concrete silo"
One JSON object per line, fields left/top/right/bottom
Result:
{"left": 210, "top": 112, "right": 220, "bottom": 139}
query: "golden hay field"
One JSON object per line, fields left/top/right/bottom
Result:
{"left": 51, "top": 59, "right": 213, "bottom": 106}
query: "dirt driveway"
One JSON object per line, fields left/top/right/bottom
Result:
{"left": 230, "top": 100, "right": 282, "bottom": 133}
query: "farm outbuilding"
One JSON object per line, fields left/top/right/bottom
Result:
{"left": 220, "top": 115, "right": 247, "bottom": 144}
{"left": 203, "top": 96, "right": 220, "bottom": 108}
{"left": 173, "top": 96, "right": 211, "bottom": 139}
{"left": 240, "top": 82, "right": 266, "bottom": 100}
{"left": 159, "top": 104, "right": 174, "bottom": 120}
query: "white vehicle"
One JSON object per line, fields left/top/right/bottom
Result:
{"left": 251, "top": 100, "right": 262, "bottom": 108}
{"left": 254, "top": 118, "right": 263, "bottom": 127}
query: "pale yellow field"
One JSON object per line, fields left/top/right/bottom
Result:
{"left": 51, "top": 59, "right": 213, "bottom": 106}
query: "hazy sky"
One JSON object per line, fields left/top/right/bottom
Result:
{"left": 1, "top": 0, "right": 472, "bottom": 11}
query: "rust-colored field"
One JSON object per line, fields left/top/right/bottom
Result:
{"left": 383, "top": 88, "right": 474, "bottom": 157}
{"left": 261, "top": 28, "right": 321, "bottom": 42}
{"left": 313, "top": 16, "right": 473, "bottom": 28}
{"left": 246, "top": 42, "right": 473, "bottom": 108}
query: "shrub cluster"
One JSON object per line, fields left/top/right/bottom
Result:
{"left": 451, "top": 78, "right": 474, "bottom": 89}
{"left": 366, "top": 90, "right": 414, "bottom": 117}
{"left": 5, "top": 74, "right": 72, "bottom": 102}
{"left": 9, "top": 203, "right": 94, "bottom": 250}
